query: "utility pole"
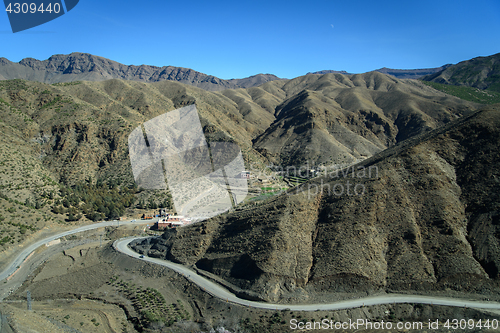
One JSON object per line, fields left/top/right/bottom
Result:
{"left": 27, "top": 291, "right": 32, "bottom": 311}
{"left": 99, "top": 234, "right": 102, "bottom": 247}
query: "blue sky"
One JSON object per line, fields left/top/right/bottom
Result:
{"left": 1, "top": 0, "right": 499, "bottom": 79}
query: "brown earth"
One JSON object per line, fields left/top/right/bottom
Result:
{"left": 132, "top": 106, "right": 500, "bottom": 304}
{"left": 4, "top": 230, "right": 499, "bottom": 333}
{"left": 0, "top": 56, "right": 499, "bottom": 332}
{"left": 0, "top": 70, "right": 479, "bottom": 255}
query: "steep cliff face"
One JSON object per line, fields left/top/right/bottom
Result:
{"left": 0, "top": 53, "right": 282, "bottom": 91}
{"left": 136, "top": 191, "right": 322, "bottom": 302}
{"left": 132, "top": 107, "right": 500, "bottom": 303}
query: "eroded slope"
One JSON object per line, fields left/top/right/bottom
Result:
{"left": 133, "top": 106, "right": 500, "bottom": 303}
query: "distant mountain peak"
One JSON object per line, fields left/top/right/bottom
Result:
{"left": 374, "top": 65, "right": 452, "bottom": 79}
{"left": 422, "top": 52, "right": 500, "bottom": 92}
{"left": 307, "top": 65, "right": 454, "bottom": 80}
{"left": 0, "top": 53, "right": 282, "bottom": 91}
{"left": 307, "top": 70, "right": 351, "bottom": 75}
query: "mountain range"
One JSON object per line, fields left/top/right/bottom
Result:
{"left": 0, "top": 51, "right": 498, "bottom": 305}
{"left": 2, "top": 52, "right": 497, "bottom": 91}
{"left": 0, "top": 53, "right": 281, "bottom": 91}
{"left": 251, "top": 72, "right": 476, "bottom": 167}
{"left": 309, "top": 65, "right": 451, "bottom": 79}
{"left": 0, "top": 66, "right": 483, "bottom": 257}
{"left": 132, "top": 105, "right": 500, "bottom": 303}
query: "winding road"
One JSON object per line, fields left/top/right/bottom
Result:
{"left": 0, "top": 219, "right": 149, "bottom": 282}
{"left": 114, "top": 237, "right": 500, "bottom": 312}
{"left": 2, "top": 222, "right": 500, "bottom": 314}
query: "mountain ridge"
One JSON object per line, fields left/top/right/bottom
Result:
{"left": 252, "top": 71, "right": 477, "bottom": 167}
{"left": 422, "top": 52, "right": 500, "bottom": 92}
{"left": 2, "top": 52, "right": 496, "bottom": 92}
{"left": 375, "top": 65, "right": 452, "bottom": 79}
{"left": 0, "top": 53, "right": 282, "bottom": 91}
{"left": 0, "top": 64, "right": 485, "bottom": 256}
{"left": 131, "top": 105, "right": 500, "bottom": 303}
{"left": 307, "top": 65, "right": 451, "bottom": 79}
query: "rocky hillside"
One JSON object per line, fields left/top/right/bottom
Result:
{"left": 0, "top": 53, "right": 282, "bottom": 91}
{"left": 131, "top": 106, "right": 500, "bottom": 303}
{"left": 422, "top": 52, "right": 500, "bottom": 92}
{"left": 252, "top": 71, "right": 477, "bottom": 166}
{"left": 307, "top": 66, "right": 450, "bottom": 79}
{"left": 375, "top": 65, "right": 452, "bottom": 79}
{"left": 0, "top": 71, "right": 482, "bottom": 254}
{"left": 0, "top": 78, "right": 274, "bottom": 254}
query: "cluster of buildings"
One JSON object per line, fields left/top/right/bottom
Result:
{"left": 154, "top": 214, "right": 191, "bottom": 229}
{"left": 149, "top": 171, "right": 254, "bottom": 230}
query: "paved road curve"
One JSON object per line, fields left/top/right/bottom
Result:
{"left": 0, "top": 219, "right": 150, "bottom": 282}
{"left": 115, "top": 236, "right": 500, "bottom": 312}
{"left": 3, "top": 224, "right": 500, "bottom": 314}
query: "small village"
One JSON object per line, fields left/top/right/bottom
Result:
{"left": 141, "top": 208, "right": 192, "bottom": 230}
{"left": 139, "top": 167, "right": 318, "bottom": 231}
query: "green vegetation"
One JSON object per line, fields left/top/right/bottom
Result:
{"left": 137, "top": 193, "right": 172, "bottom": 210}
{"left": 0, "top": 79, "right": 28, "bottom": 91}
{"left": 0, "top": 98, "right": 11, "bottom": 107}
{"left": 422, "top": 81, "right": 500, "bottom": 104}
{"left": 40, "top": 96, "right": 63, "bottom": 109}
{"left": 6, "top": 221, "right": 37, "bottom": 233}
{"left": 52, "top": 81, "right": 82, "bottom": 86}
{"left": 261, "top": 187, "right": 278, "bottom": 191}
{"left": 108, "top": 278, "right": 189, "bottom": 329}
{"left": 286, "top": 176, "right": 308, "bottom": 186}
{"left": 53, "top": 178, "right": 137, "bottom": 221}
{"left": 238, "top": 311, "right": 290, "bottom": 332}
{"left": 0, "top": 236, "right": 11, "bottom": 245}
{"left": 423, "top": 53, "right": 500, "bottom": 92}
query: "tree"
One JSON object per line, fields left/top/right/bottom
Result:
{"left": 148, "top": 199, "right": 157, "bottom": 209}
{"left": 62, "top": 198, "right": 70, "bottom": 208}
{"left": 19, "top": 226, "right": 27, "bottom": 234}
{"left": 137, "top": 199, "right": 145, "bottom": 209}
{"left": 52, "top": 205, "right": 62, "bottom": 214}
{"left": 108, "top": 208, "right": 119, "bottom": 220}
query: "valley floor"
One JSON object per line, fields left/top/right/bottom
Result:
{"left": 0, "top": 225, "right": 499, "bottom": 332}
